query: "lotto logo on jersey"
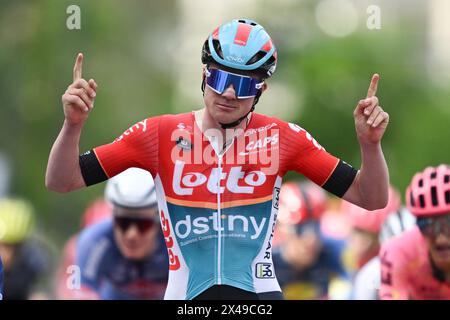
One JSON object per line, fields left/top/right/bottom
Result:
{"left": 172, "top": 160, "right": 266, "bottom": 195}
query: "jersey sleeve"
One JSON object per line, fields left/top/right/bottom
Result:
{"left": 281, "top": 122, "right": 357, "bottom": 198}
{"left": 379, "top": 242, "right": 410, "bottom": 300}
{"left": 79, "top": 116, "right": 160, "bottom": 186}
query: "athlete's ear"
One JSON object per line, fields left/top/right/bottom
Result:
{"left": 202, "top": 65, "right": 207, "bottom": 81}
{"left": 261, "top": 82, "right": 268, "bottom": 93}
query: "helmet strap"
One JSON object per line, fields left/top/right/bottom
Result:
{"left": 201, "top": 77, "right": 206, "bottom": 96}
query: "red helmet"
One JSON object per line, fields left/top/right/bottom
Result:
{"left": 81, "top": 198, "right": 112, "bottom": 228}
{"left": 406, "top": 164, "right": 450, "bottom": 217}
{"left": 342, "top": 186, "right": 401, "bottom": 233}
{"left": 278, "top": 181, "right": 328, "bottom": 225}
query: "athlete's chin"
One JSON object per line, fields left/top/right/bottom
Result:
{"left": 122, "top": 246, "right": 146, "bottom": 260}
{"left": 215, "top": 103, "right": 238, "bottom": 113}
{"left": 431, "top": 248, "right": 450, "bottom": 267}
{"left": 212, "top": 108, "right": 244, "bottom": 125}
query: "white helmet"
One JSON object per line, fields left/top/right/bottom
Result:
{"left": 105, "top": 168, "right": 157, "bottom": 209}
{"left": 379, "top": 207, "right": 416, "bottom": 244}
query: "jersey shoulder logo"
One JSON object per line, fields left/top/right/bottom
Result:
{"left": 287, "top": 122, "right": 324, "bottom": 151}
{"left": 115, "top": 119, "right": 148, "bottom": 142}
{"left": 288, "top": 122, "right": 302, "bottom": 133}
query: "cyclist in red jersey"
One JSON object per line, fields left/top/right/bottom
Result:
{"left": 379, "top": 164, "right": 450, "bottom": 300}
{"left": 46, "top": 19, "right": 390, "bottom": 300}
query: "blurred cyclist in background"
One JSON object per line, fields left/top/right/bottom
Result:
{"left": 0, "top": 256, "right": 3, "bottom": 300}
{"left": 55, "top": 198, "right": 111, "bottom": 299}
{"left": 273, "top": 181, "right": 349, "bottom": 299}
{"left": 341, "top": 186, "right": 401, "bottom": 273}
{"left": 0, "top": 198, "right": 53, "bottom": 299}
{"left": 380, "top": 164, "right": 450, "bottom": 299}
{"left": 73, "top": 168, "right": 168, "bottom": 299}
{"left": 0, "top": 151, "right": 10, "bottom": 300}
{"left": 352, "top": 207, "right": 416, "bottom": 299}
{"left": 0, "top": 152, "right": 11, "bottom": 199}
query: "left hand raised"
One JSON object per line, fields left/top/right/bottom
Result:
{"left": 353, "top": 74, "right": 389, "bottom": 145}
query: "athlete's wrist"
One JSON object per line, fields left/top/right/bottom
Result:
{"left": 63, "top": 118, "right": 85, "bottom": 131}
{"left": 357, "top": 138, "right": 382, "bottom": 152}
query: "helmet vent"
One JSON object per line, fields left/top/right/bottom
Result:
{"left": 419, "top": 195, "right": 425, "bottom": 208}
{"left": 431, "top": 172, "right": 437, "bottom": 179}
{"left": 418, "top": 179, "right": 423, "bottom": 187}
{"left": 266, "top": 55, "right": 276, "bottom": 64}
{"left": 246, "top": 50, "right": 266, "bottom": 65}
{"left": 431, "top": 186, "right": 438, "bottom": 206}
{"left": 212, "top": 39, "right": 224, "bottom": 59}
{"left": 446, "top": 190, "right": 450, "bottom": 204}
{"left": 445, "top": 175, "right": 449, "bottom": 183}
{"left": 238, "top": 19, "right": 256, "bottom": 26}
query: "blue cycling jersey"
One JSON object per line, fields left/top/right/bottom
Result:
{"left": 76, "top": 219, "right": 169, "bottom": 299}
{"left": 273, "top": 236, "right": 348, "bottom": 299}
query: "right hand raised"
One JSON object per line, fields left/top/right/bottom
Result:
{"left": 62, "top": 53, "right": 98, "bottom": 125}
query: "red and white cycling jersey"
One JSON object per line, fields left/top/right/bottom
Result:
{"left": 379, "top": 226, "right": 450, "bottom": 300}
{"left": 79, "top": 111, "right": 357, "bottom": 299}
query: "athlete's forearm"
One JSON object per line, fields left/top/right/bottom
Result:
{"left": 356, "top": 142, "right": 389, "bottom": 210}
{"left": 45, "top": 120, "right": 86, "bottom": 192}
{"left": 342, "top": 141, "right": 389, "bottom": 210}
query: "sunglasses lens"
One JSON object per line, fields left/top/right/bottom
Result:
{"left": 115, "top": 217, "right": 131, "bottom": 232}
{"left": 417, "top": 216, "right": 450, "bottom": 237}
{"left": 115, "top": 217, "right": 156, "bottom": 233}
{"left": 136, "top": 220, "right": 156, "bottom": 233}
{"left": 206, "top": 68, "right": 261, "bottom": 98}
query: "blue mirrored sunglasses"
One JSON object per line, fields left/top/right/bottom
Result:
{"left": 205, "top": 68, "right": 264, "bottom": 99}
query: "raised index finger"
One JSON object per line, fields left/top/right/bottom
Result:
{"left": 73, "top": 53, "right": 83, "bottom": 82}
{"left": 366, "top": 73, "right": 379, "bottom": 98}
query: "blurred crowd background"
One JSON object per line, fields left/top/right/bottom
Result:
{"left": 0, "top": 0, "right": 449, "bottom": 299}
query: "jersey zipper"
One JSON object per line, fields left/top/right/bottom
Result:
{"left": 217, "top": 154, "right": 223, "bottom": 285}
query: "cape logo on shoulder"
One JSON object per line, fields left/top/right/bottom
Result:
{"left": 176, "top": 137, "right": 192, "bottom": 151}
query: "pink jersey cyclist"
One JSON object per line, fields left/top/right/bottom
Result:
{"left": 379, "top": 226, "right": 450, "bottom": 299}
{"left": 379, "top": 164, "right": 450, "bottom": 300}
